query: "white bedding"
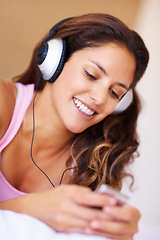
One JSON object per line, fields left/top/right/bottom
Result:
{"left": 0, "top": 210, "right": 160, "bottom": 240}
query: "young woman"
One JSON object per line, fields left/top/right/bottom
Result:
{"left": 0, "top": 13, "right": 149, "bottom": 240}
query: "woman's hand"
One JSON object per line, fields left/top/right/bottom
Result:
{"left": 1, "top": 184, "right": 140, "bottom": 239}
{"left": 85, "top": 202, "right": 141, "bottom": 240}
{"left": 9, "top": 184, "right": 117, "bottom": 234}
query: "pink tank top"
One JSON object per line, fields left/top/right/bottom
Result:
{"left": 0, "top": 83, "right": 34, "bottom": 201}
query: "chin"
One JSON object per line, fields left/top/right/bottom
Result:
{"left": 67, "top": 124, "right": 88, "bottom": 134}
{"left": 69, "top": 128, "right": 86, "bottom": 134}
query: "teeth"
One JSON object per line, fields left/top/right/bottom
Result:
{"left": 79, "top": 104, "right": 85, "bottom": 110}
{"left": 74, "top": 98, "right": 94, "bottom": 116}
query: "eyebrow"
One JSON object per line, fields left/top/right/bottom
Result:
{"left": 91, "top": 60, "right": 129, "bottom": 90}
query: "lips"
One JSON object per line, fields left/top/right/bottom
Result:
{"left": 73, "top": 97, "right": 95, "bottom": 116}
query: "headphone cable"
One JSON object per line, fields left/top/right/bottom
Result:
{"left": 30, "top": 75, "right": 93, "bottom": 188}
{"left": 30, "top": 74, "right": 56, "bottom": 188}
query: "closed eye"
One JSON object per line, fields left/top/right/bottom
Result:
{"left": 84, "top": 69, "right": 97, "bottom": 80}
{"left": 109, "top": 89, "right": 120, "bottom": 100}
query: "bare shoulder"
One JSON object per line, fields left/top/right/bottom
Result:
{"left": 0, "top": 79, "right": 17, "bottom": 139}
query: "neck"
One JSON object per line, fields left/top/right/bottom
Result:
{"left": 25, "top": 84, "right": 76, "bottom": 152}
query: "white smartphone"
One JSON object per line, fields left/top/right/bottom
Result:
{"left": 97, "top": 184, "right": 129, "bottom": 204}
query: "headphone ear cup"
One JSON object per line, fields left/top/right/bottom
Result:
{"left": 36, "top": 42, "right": 48, "bottom": 65}
{"left": 37, "top": 38, "right": 67, "bottom": 82}
{"left": 113, "top": 89, "right": 133, "bottom": 114}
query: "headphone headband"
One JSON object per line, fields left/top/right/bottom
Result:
{"left": 44, "top": 17, "right": 72, "bottom": 43}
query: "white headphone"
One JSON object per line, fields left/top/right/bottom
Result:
{"left": 36, "top": 19, "right": 133, "bottom": 114}
{"left": 114, "top": 89, "right": 133, "bottom": 114}
{"left": 37, "top": 39, "right": 65, "bottom": 81}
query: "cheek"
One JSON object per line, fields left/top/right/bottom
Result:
{"left": 103, "top": 100, "right": 118, "bottom": 117}
{"left": 61, "top": 61, "right": 89, "bottom": 93}
{"left": 58, "top": 65, "right": 79, "bottom": 91}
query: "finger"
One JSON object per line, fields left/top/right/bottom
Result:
{"left": 56, "top": 198, "right": 112, "bottom": 222}
{"left": 51, "top": 212, "right": 89, "bottom": 233}
{"left": 55, "top": 185, "right": 117, "bottom": 209}
{"left": 69, "top": 186, "right": 117, "bottom": 208}
{"left": 89, "top": 219, "right": 138, "bottom": 235}
{"left": 85, "top": 228, "right": 133, "bottom": 240}
{"left": 103, "top": 204, "right": 141, "bottom": 222}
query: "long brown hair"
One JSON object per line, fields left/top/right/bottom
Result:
{"left": 13, "top": 13, "right": 149, "bottom": 190}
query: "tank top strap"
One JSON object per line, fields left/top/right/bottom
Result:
{"left": 0, "top": 83, "right": 34, "bottom": 152}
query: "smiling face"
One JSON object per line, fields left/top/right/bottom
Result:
{"left": 50, "top": 42, "right": 136, "bottom": 134}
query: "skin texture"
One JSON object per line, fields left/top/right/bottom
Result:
{"left": 0, "top": 43, "right": 140, "bottom": 240}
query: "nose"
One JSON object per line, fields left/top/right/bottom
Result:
{"left": 89, "top": 84, "right": 108, "bottom": 105}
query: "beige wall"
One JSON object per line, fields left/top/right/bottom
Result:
{"left": 0, "top": 0, "right": 141, "bottom": 80}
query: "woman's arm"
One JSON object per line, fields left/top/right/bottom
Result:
{"left": 0, "top": 79, "right": 17, "bottom": 139}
